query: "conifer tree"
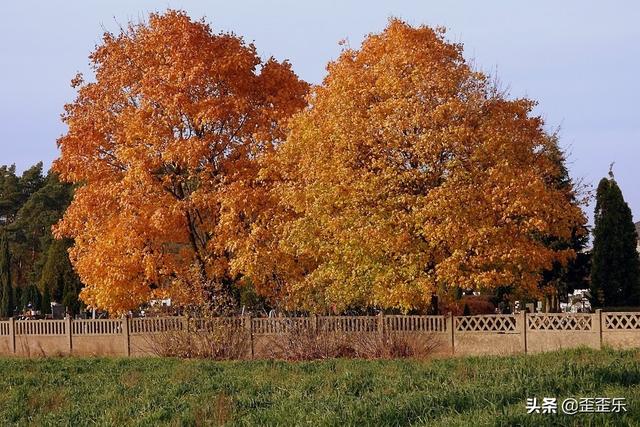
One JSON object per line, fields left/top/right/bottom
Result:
{"left": 590, "top": 171, "right": 640, "bottom": 307}
{"left": 21, "top": 284, "right": 41, "bottom": 312}
{"left": 40, "top": 238, "right": 83, "bottom": 315}
{"left": 0, "top": 233, "right": 13, "bottom": 317}
{"left": 41, "top": 284, "right": 51, "bottom": 315}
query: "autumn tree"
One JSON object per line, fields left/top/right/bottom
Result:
{"left": 257, "top": 20, "right": 586, "bottom": 312}
{"left": 53, "top": 10, "right": 308, "bottom": 314}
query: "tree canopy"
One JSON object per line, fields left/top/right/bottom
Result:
{"left": 247, "top": 20, "right": 587, "bottom": 312}
{"left": 0, "top": 164, "right": 81, "bottom": 318}
{"left": 54, "top": 10, "right": 309, "bottom": 314}
{"left": 51, "top": 13, "right": 589, "bottom": 315}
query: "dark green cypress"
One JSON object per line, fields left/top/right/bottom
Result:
{"left": 590, "top": 173, "right": 640, "bottom": 307}
{"left": 41, "top": 285, "right": 51, "bottom": 315}
{"left": 40, "top": 238, "right": 82, "bottom": 315}
{"left": 21, "top": 284, "right": 41, "bottom": 312}
{"left": 0, "top": 233, "right": 13, "bottom": 317}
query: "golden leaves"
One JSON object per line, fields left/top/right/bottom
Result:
{"left": 261, "top": 19, "right": 586, "bottom": 312}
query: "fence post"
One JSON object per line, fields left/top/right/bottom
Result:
{"left": 66, "top": 316, "right": 73, "bottom": 355}
{"left": 9, "top": 317, "right": 15, "bottom": 354}
{"left": 595, "top": 309, "right": 602, "bottom": 349}
{"left": 377, "top": 312, "right": 385, "bottom": 339}
{"left": 123, "top": 317, "right": 131, "bottom": 357}
{"left": 448, "top": 312, "right": 455, "bottom": 355}
{"left": 519, "top": 311, "right": 527, "bottom": 354}
{"left": 312, "top": 314, "right": 318, "bottom": 332}
{"left": 245, "top": 315, "right": 254, "bottom": 359}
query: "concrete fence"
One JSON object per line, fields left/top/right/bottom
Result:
{"left": 0, "top": 310, "right": 639, "bottom": 358}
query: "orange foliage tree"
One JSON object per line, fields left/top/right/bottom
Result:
{"left": 53, "top": 10, "right": 308, "bottom": 314}
{"left": 256, "top": 20, "right": 586, "bottom": 312}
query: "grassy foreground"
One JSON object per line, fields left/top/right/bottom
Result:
{"left": 0, "top": 348, "right": 638, "bottom": 426}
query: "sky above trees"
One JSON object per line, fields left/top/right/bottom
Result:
{"left": 1, "top": 1, "right": 639, "bottom": 224}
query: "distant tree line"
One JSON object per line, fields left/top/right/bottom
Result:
{"left": 0, "top": 163, "right": 82, "bottom": 318}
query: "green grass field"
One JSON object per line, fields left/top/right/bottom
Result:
{"left": 0, "top": 348, "right": 638, "bottom": 426}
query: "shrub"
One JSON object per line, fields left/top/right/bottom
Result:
{"left": 146, "top": 321, "right": 249, "bottom": 360}
{"left": 266, "top": 322, "right": 439, "bottom": 361}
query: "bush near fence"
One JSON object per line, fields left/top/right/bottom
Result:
{"left": 0, "top": 311, "right": 639, "bottom": 358}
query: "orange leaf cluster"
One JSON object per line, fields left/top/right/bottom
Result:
{"left": 55, "top": 13, "right": 585, "bottom": 314}
{"left": 53, "top": 11, "right": 308, "bottom": 313}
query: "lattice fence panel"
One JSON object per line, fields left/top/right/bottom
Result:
{"left": 527, "top": 314, "right": 592, "bottom": 331}
{"left": 604, "top": 313, "right": 640, "bottom": 330}
{"left": 455, "top": 315, "right": 516, "bottom": 332}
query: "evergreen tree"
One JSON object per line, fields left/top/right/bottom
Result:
{"left": 0, "top": 164, "right": 77, "bottom": 315}
{"left": 18, "top": 162, "right": 45, "bottom": 205}
{"left": 11, "top": 170, "right": 71, "bottom": 287}
{"left": 0, "top": 165, "right": 22, "bottom": 226}
{"left": 0, "top": 233, "right": 13, "bottom": 317}
{"left": 40, "top": 238, "right": 83, "bottom": 315}
{"left": 21, "top": 284, "right": 41, "bottom": 312}
{"left": 41, "top": 284, "right": 51, "bottom": 315}
{"left": 590, "top": 172, "right": 640, "bottom": 307}
{"left": 538, "top": 138, "right": 589, "bottom": 309}
{"left": 62, "top": 274, "right": 82, "bottom": 315}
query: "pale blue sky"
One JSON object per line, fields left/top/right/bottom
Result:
{"left": 1, "top": 1, "right": 639, "bottom": 223}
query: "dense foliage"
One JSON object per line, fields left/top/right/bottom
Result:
{"left": 249, "top": 20, "right": 586, "bottom": 312}
{"left": 0, "top": 164, "right": 81, "bottom": 317}
{"left": 53, "top": 10, "right": 308, "bottom": 314}
{"left": 0, "top": 233, "right": 12, "bottom": 317}
{"left": 590, "top": 173, "right": 640, "bottom": 307}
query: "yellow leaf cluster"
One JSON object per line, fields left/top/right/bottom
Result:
{"left": 251, "top": 19, "right": 586, "bottom": 312}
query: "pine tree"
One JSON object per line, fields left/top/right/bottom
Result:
{"left": 40, "top": 238, "right": 83, "bottom": 315}
{"left": 590, "top": 172, "right": 640, "bottom": 307}
{"left": 0, "top": 233, "right": 13, "bottom": 317}
{"left": 0, "top": 165, "right": 22, "bottom": 226}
